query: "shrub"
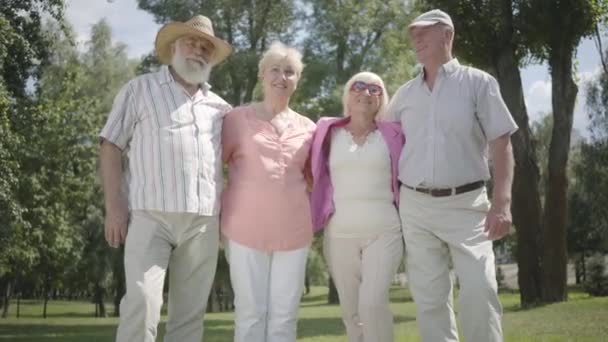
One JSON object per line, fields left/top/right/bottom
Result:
{"left": 583, "top": 255, "right": 608, "bottom": 297}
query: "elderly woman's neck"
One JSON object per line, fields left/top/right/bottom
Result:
{"left": 262, "top": 96, "right": 290, "bottom": 116}
{"left": 348, "top": 112, "right": 376, "bottom": 129}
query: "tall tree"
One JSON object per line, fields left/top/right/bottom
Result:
{"left": 39, "top": 19, "right": 138, "bottom": 317}
{"left": 0, "top": 0, "right": 66, "bottom": 315}
{"left": 564, "top": 62, "right": 608, "bottom": 283}
{"left": 0, "top": 82, "right": 27, "bottom": 318}
{"left": 20, "top": 67, "right": 99, "bottom": 317}
{"left": 521, "top": 0, "right": 601, "bottom": 302}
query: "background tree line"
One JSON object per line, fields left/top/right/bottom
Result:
{"left": 1, "top": 0, "right": 607, "bottom": 320}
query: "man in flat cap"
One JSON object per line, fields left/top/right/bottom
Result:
{"left": 387, "top": 9, "right": 517, "bottom": 342}
{"left": 99, "top": 15, "right": 233, "bottom": 342}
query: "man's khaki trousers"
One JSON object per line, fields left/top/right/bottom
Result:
{"left": 399, "top": 186, "right": 503, "bottom": 342}
{"left": 115, "top": 210, "right": 219, "bottom": 342}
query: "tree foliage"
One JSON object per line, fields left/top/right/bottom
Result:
{"left": 0, "top": 0, "right": 65, "bottom": 99}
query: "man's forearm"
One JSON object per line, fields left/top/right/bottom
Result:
{"left": 490, "top": 134, "right": 514, "bottom": 207}
{"left": 99, "top": 140, "right": 126, "bottom": 209}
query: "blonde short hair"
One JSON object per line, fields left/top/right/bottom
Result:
{"left": 258, "top": 41, "right": 304, "bottom": 78}
{"left": 342, "top": 72, "right": 390, "bottom": 121}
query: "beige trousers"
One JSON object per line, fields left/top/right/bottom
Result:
{"left": 399, "top": 186, "right": 503, "bottom": 342}
{"left": 115, "top": 210, "right": 219, "bottom": 342}
{"left": 323, "top": 229, "right": 404, "bottom": 342}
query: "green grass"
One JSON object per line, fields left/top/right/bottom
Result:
{"left": 1, "top": 287, "right": 607, "bottom": 341}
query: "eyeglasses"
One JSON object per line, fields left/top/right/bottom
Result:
{"left": 350, "top": 81, "right": 383, "bottom": 96}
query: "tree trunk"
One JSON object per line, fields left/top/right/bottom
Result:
{"left": 494, "top": 46, "right": 544, "bottom": 307}
{"left": 542, "top": 45, "right": 577, "bottom": 303}
{"left": 0, "top": 278, "right": 4, "bottom": 312}
{"left": 206, "top": 284, "right": 219, "bottom": 313}
{"left": 94, "top": 282, "right": 107, "bottom": 318}
{"left": 327, "top": 277, "right": 339, "bottom": 304}
{"left": 575, "top": 255, "right": 582, "bottom": 284}
{"left": 112, "top": 247, "right": 125, "bottom": 317}
{"left": 43, "top": 275, "right": 50, "bottom": 319}
{"left": 1, "top": 278, "right": 11, "bottom": 318}
{"left": 582, "top": 252, "right": 587, "bottom": 282}
{"left": 16, "top": 294, "right": 20, "bottom": 318}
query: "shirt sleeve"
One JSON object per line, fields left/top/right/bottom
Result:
{"left": 222, "top": 108, "right": 240, "bottom": 163}
{"left": 476, "top": 74, "right": 519, "bottom": 141}
{"left": 385, "top": 85, "right": 406, "bottom": 122}
{"left": 99, "top": 82, "right": 138, "bottom": 150}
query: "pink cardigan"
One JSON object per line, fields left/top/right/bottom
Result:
{"left": 309, "top": 116, "right": 405, "bottom": 232}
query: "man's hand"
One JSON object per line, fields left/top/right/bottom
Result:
{"left": 487, "top": 133, "right": 515, "bottom": 241}
{"left": 484, "top": 202, "right": 512, "bottom": 240}
{"left": 105, "top": 203, "right": 128, "bottom": 248}
{"left": 99, "top": 139, "right": 128, "bottom": 248}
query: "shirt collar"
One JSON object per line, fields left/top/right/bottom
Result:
{"left": 442, "top": 58, "right": 460, "bottom": 75}
{"left": 159, "top": 65, "right": 211, "bottom": 94}
{"left": 418, "top": 58, "right": 460, "bottom": 84}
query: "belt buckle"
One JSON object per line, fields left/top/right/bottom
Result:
{"left": 429, "top": 187, "right": 455, "bottom": 197}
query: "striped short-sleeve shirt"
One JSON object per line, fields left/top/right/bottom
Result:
{"left": 100, "top": 65, "right": 231, "bottom": 216}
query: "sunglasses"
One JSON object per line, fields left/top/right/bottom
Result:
{"left": 350, "top": 81, "right": 383, "bottom": 96}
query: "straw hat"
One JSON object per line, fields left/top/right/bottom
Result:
{"left": 155, "top": 15, "right": 233, "bottom": 66}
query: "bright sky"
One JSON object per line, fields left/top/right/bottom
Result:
{"left": 66, "top": 0, "right": 604, "bottom": 135}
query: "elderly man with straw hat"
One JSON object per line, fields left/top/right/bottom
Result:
{"left": 99, "top": 15, "right": 232, "bottom": 342}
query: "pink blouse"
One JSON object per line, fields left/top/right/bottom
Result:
{"left": 221, "top": 105, "right": 316, "bottom": 251}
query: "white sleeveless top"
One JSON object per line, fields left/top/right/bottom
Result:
{"left": 326, "top": 128, "right": 401, "bottom": 238}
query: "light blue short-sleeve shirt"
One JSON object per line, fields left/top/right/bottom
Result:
{"left": 387, "top": 59, "right": 518, "bottom": 188}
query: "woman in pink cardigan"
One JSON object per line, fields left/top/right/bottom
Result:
{"left": 310, "top": 72, "right": 405, "bottom": 342}
{"left": 221, "top": 42, "right": 315, "bottom": 342}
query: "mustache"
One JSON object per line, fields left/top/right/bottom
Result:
{"left": 186, "top": 57, "right": 207, "bottom": 66}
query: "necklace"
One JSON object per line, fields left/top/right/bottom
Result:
{"left": 344, "top": 123, "right": 376, "bottom": 146}
{"left": 345, "top": 123, "right": 376, "bottom": 137}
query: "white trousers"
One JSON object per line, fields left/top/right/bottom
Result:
{"left": 115, "top": 210, "right": 219, "bottom": 342}
{"left": 323, "top": 229, "right": 404, "bottom": 342}
{"left": 399, "top": 186, "right": 503, "bottom": 342}
{"left": 226, "top": 239, "right": 309, "bottom": 342}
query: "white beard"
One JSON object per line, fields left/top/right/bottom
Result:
{"left": 171, "top": 48, "right": 212, "bottom": 85}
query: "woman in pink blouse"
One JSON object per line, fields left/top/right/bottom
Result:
{"left": 221, "top": 42, "right": 315, "bottom": 342}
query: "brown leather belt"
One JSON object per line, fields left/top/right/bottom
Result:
{"left": 404, "top": 180, "right": 485, "bottom": 197}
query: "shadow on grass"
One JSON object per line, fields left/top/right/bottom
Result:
{"left": 297, "top": 314, "right": 416, "bottom": 338}
{"left": 15, "top": 312, "right": 105, "bottom": 319}
{"left": 0, "top": 312, "right": 415, "bottom": 341}
{"left": 389, "top": 286, "right": 413, "bottom": 302}
{"left": 301, "top": 286, "right": 413, "bottom": 308}
{"left": 0, "top": 318, "right": 236, "bottom": 342}
{"left": 300, "top": 292, "right": 328, "bottom": 306}
{"left": 0, "top": 324, "right": 116, "bottom": 341}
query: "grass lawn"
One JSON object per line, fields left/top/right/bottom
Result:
{"left": 0, "top": 286, "right": 607, "bottom": 341}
